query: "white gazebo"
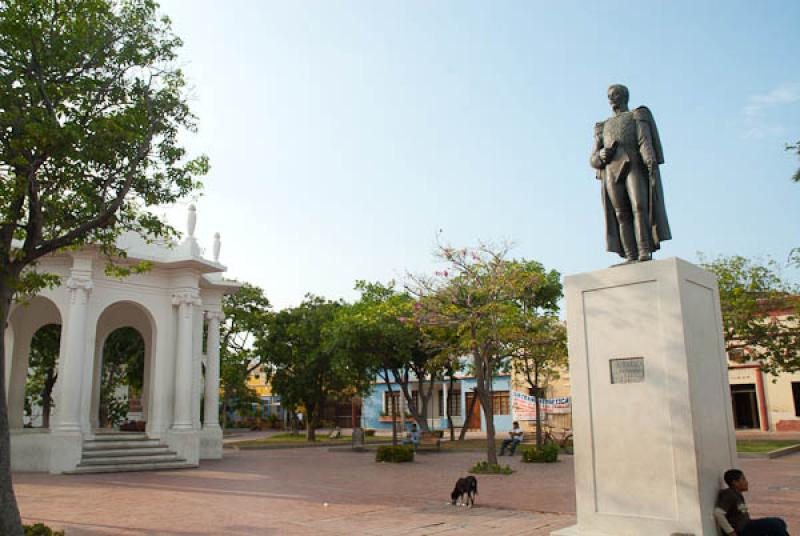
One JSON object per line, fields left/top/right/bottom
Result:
{"left": 4, "top": 205, "right": 240, "bottom": 473}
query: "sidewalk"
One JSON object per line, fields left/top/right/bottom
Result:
{"left": 14, "top": 448, "right": 799, "bottom": 535}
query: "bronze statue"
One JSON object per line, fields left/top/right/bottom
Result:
{"left": 591, "top": 84, "right": 671, "bottom": 262}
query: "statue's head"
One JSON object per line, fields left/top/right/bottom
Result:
{"left": 607, "top": 84, "right": 629, "bottom": 113}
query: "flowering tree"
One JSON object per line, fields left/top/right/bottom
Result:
{"left": 409, "top": 243, "right": 559, "bottom": 465}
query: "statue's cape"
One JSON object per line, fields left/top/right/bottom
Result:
{"left": 599, "top": 106, "right": 671, "bottom": 257}
{"left": 633, "top": 106, "right": 664, "bottom": 164}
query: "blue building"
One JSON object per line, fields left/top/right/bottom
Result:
{"left": 362, "top": 374, "right": 514, "bottom": 433}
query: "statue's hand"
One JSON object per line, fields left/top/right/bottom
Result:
{"left": 598, "top": 148, "right": 610, "bottom": 164}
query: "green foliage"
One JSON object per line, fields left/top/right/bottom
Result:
{"left": 469, "top": 460, "right": 514, "bottom": 474}
{"left": 375, "top": 445, "right": 415, "bottom": 463}
{"left": 330, "top": 280, "right": 442, "bottom": 435}
{"left": 24, "top": 524, "right": 64, "bottom": 536}
{"left": 258, "top": 296, "right": 373, "bottom": 440}
{"left": 219, "top": 283, "right": 271, "bottom": 425}
{"left": 98, "top": 327, "right": 145, "bottom": 427}
{"left": 521, "top": 441, "right": 560, "bottom": 463}
{"left": 700, "top": 254, "right": 800, "bottom": 375}
{"left": 0, "top": 0, "right": 208, "bottom": 297}
{"left": 24, "top": 324, "right": 61, "bottom": 427}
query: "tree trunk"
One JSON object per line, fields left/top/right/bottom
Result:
{"left": 474, "top": 352, "right": 497, "bottom": 465}
{"left": 534, "top": 387, "right": 543, "bottom": 447}
{"left": 380, "top": 371, "right": 399, "bottom": 446}
{"left": 305, "top": 407, "right": 317, "bottom": 442}
{"left": 418, "top": 374, "right": 436, "bottom": 433}
{"left": 393, "top": 369, "right": 430, "bottom": 433}
{"left": 42, "top": 371, "right": 56, "bottom": 429}
{"left": 392, "top": 369, "right": 430, "bottom": 432}
{"left": 0, "top": 280, "right": 24, "bottom": 536}
{"left": 447, "top": 374, "right": 455, "bottom": 442}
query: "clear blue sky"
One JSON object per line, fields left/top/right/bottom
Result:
{"left": 158, "top": 0, "right": 800, "bottom": 309}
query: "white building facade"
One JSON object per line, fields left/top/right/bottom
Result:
{"left": 4, "top": 206, "right": 239, "bottom": 473}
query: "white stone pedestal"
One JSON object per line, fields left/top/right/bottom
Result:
{"left": 553, "top": 258, "right": 736, "bottom": 536}
{"left": 200, "top": 425, "right": 223, "bottom": 459}
{"left": 167, "top": 429, "right": 200, "bottom": 465}
{"left": 48, "top": 431, "right": 83, "bottom": 474}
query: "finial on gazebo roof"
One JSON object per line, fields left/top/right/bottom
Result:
{"left": 187, "top": 204, "right": 197, "bottom": 238}
{"left": 213, "top": 232, "right": 221, "bottom": 263}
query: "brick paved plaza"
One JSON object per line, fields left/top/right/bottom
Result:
{"left": 14, "top": 447, "right": 800, "bottom": 535}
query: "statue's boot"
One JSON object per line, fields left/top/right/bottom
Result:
{"left": 633, "top": 209, "right": 652, "bottom": 262}
{"left": 617, "top": 218, "right": 638, "bottom": 262}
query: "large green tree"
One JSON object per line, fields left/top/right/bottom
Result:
{"left": 258, "top": 296, "right": 372, "bottom": 441}
{"left": 218, "top": 283, "right": 271, "bottom": 428}
{"left": 701, "top": 255, "right": 800, "bottom": 376}
{"left": 0, "top": 1, "right": 206, "bottom": 532}
{"left": 504, "top": 260, "right": 565, "bottom": 447}
{"left": 330, "top": 281, "right": 443, "bottom": 444}
{"left": 508, "top": 318, "right": 566, "bottom": 447}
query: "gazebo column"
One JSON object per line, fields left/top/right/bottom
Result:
{"left": 50, "top": 257, "right": 93, "bottom": 473}
{"left": 200, "top": 310, "right": 224, "bottom": 459}
{"left": 167, "top": 289, "right": 201, "bottom": 464}
{"left": 172, "top": 290, "right": 200, "bottom": 430}
{"left": 203, "top": 311, "right": 223, "bottom": 431}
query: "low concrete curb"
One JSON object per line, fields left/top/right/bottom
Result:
{"left": 227, "top": 440, "right": 393, "bottom": 451}
{"left": 738, "top": 444, "right": 800, "bottom": 459}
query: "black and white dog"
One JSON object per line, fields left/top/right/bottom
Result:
{"left": 450, "top": 476, "right": 478, "bottom": 507}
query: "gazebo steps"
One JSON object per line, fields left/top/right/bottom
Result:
{"left": 66, "top": 461, "right": 197, "bottom": 474}
{"left": 80, "top": 453, "right": 184, "bottom": 465}
{"left": 82, "top": 446, "right": 173, "bottom": 458}
{"left": 69, "top": 433, "right": 197, "bottom": 474}
{"left": 83, "top": 439, "right": 162, "bottom": 449}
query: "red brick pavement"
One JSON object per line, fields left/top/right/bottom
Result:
{"left": 12, "top": 448, "right": 799, "bottom": 535}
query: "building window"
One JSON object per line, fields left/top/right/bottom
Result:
{"left": 492, "top": 391, "right": 510, "bottom": 415}
{"left": 793, "top": 382, "right": 800, "bottom": 417}
{"left": 411, "top": 390, "right": 420, "bottom": 412}
{"left": 438, "top": 389, "right": 462, "bottom": 416}
{"left": 383, "top": 391, "right": 401, "bottom": 415}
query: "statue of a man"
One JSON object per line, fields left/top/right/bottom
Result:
{"left": 590, "top": 84, "right": 671, "bottom": 262}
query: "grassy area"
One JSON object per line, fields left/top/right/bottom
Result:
{"left": 440, "top": 439, "right": 504, "bottom": 450}
{"left": 736, "top": 440, "right": 800, "bottom": 453}
{"left": 231, "top": 433, "right": 388, "bottom": 448}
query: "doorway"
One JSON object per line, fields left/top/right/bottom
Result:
{"left": 731, "top": 383, "right": 760, "bottom": 429}
{"left": 464, "top": 392, "right": 482, "bottom": 431}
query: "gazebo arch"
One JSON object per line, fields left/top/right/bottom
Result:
{"left": 90, "top": 300, "right": 157, "bottom": 432}
{"left": 6, "top": 296, "right": 63, "bottom": 430}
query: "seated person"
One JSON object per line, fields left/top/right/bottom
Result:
{"left": 715, "top": 469, "right": 790, "bottom": 536}
{"left": 401, "top": 424, "right": 420, "bottom": 449}
{"left": 499, "top": 421, "right": 524, "bottom": 455}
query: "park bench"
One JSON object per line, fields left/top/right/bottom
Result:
{"left": 416, "top": 431, "right": 441, "bottom": 451}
